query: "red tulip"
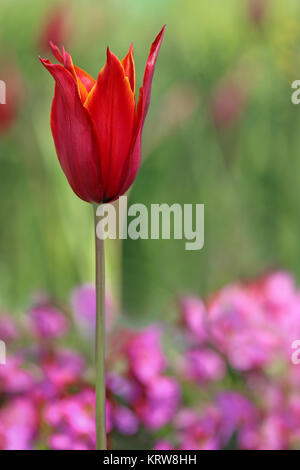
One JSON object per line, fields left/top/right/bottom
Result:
{"left": 247, "top": 0, "right": 268, "bottom": 27}
{"left": 40, "top": 26, "right": 165, "bottom": 203}
{"left": 211, "top": 78, "right": 246, "bottom": 131}
{"left": 38, "top": 5, "right": 71, "bottom": 53}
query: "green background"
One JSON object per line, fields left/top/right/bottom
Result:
{"left": 0, "top": 0, "right": 300, "bottom": 323}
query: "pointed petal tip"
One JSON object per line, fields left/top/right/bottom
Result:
{"left": 39, "top": 56, "right": 50, "bottom": 66}
{"left": 49, "top": 41, "right": 64, "bottom": 63}
{"left": 155, "top": 25, "right": 166, "bottom": 45}
{"left": 106, "top": 46, "right": 113, "bottom": 63}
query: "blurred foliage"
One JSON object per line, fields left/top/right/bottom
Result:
{"left": 0, "top": 0, "right": 300, "bottom": 323}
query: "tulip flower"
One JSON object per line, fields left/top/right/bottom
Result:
{"left": 40, "top": 26, "right": 165, "bottom": 203}
{"left": 38, "top": 5, "right": 71, "bottom": 53}
{"left": 247, "top": 0, "right": 268, "bottom": 27}
{"left": 40, "top": 27, "right": 165, "bottom": 450}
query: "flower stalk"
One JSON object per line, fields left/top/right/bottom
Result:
{"left": 94, "top": 205, "right": 106, "bottom": 450}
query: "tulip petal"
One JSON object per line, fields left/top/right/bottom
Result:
{"left": 121, "top": 44, "right": 135, "bottom": 94}
{"left": 61, "top": 47, "right": 89, "bottom": 102}
{"left": 40, "top": 58, "right": 103, "bottom": 203}
{"left": 85, "top": 48, "right": 135, "bottom": 201}
{"left": 75, "top": 66, "right": 95, "bottom": 93}
{"left": 140, "top": 25, "right": 166, "bottom": 127}
{"left": 120, "top": 26, "right": 166, "bottom": 194}
{"left": 50, "top": 42, "right": 95, "bottom": 98}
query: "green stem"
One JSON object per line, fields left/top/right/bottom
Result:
{"left": 94, "top": 204, "right": 107, "bottom": 450}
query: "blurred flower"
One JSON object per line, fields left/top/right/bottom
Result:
{"left": 136, "top": 376, "right": 180, "bottom": 430}
{"left": 125, "top": 326, "right": 167, "bottom": 385}
{"left": 106, "top": 372, "right": 140, "bottom": 403}
{"left": 38, "top": 5, "right": 71, "bottom": 53}
{"left": 153, "top": 439, "right": 174, "bottom": 450}
{"left": 216, "top": 391, "right": 259, "bottom": 442}
{"left": 179, "top": 297, "right": 208, "bottom": 343}
{"left": 0, "top": 58, "right": 24, "bottom": 133}
{"left": 247, "top": 0, "right": 268, "bottom": 28}
{"left": 0, "top": 357, "right": 35, "bottom": 394}
{"left": 179, "top": 348, "right": 226, "bottom": 384}
{"left": 0, "top": 398, "right": 38, "bottom": 450}
{"left": 1, "top": 271, "right": 300, "bottom": 449}
{"left": 114, "top": 405, "right": 139, "bottom": 435}
{"left": 176, "top": 406, "right": 221, "bottom": 450}
{"left": 44, "top": 388, "right": 96, "bottom": 450}
{"left": 28, "top": 304, "right": 69, "bottom": 339}
{"left": 211, "top": 78, "right": 246, "bottom": 131}
{"left": 40, "top": 27, "right": 165, "bottom": 203}
{"left": 71, "top": 283, "right": 115, "bottom": 335}
{"left": 0, "top": 314, "right": 18, "bottom": 342}
{"left": 40, "top": 349, "right": 85, "bottom": 390}
{"left": 208, "top": 283, "right": 282, "bottom": 370}
{"left": 240, "top": 413, "right": 289, "bottom": 450}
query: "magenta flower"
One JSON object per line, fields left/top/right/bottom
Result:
{"left": 44, "top": 388, "right": 96, "bottom": 450}
{"left": 40, "top": 349, "right": 85, "bottom": 390}
{"left": 216, "top": 391, "right": 259, "bottom": 443}
{"left": 126, "top": 326, "right": 167, "bottom": 384}
{"left": 114, "top": 406, "right": 139, "bottom": 435}
{"left": 28, "top": 304, "right": 69, "bottom": 339}
{"left": 136, "top": 376, "right": 180, "bottom": 429}
{"left": 0, "top": 357, "right": 35, "bottom": 394}
{"left": 208, "top": 283, "right": 282, "bottom": 370}
{"left": 179, "top": 348, "right": 226, "bottom": 384}
{"left": 0, "top": 314, "right": 18, "bottom": 342}
{"left": 71, "top": 284, "right": 115, "bottom": 335}
{"left": 153, "top": 440, "right": 175, "bottom": 450}
{"left": 179, "top": 297, "right": 208, "bottom": 343}
{"left": 0, "top": 399, "right": 38, "bottom": 450}
{"left": 176, "top": 406, "right": 221, "bottom": 450}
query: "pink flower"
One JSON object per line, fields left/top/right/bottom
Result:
{"left": 0, "top": 398, "right": 38, "bottom": 450}
{"left": 179, "top": 297, "right": 208, "bottom": 343}
{"left": 126, "top": 326, "right": 167, "bottom": 384}
{"left": 153, "top": 440, "right": 175, "bottom": 450}
{"left": 0, "top": 314, "right": 18, "bottom": 341}
{"left": 225, "top": 329, "right": 281, "bottom": 371}
{"left": 240, "top": 414, "right": 288, "bottom": 450}
{"left": 262, "top": 271, "right": 295, "bottom": 309}
{"left": 216, "top": 391, "right": 259, "bottom": 443}
{"left": 41, "top": 349, "right": 85, "bottom": 390}
{"left": 209, "top": 283, "right": 282, "bottom": 370}
{"left": 179, "top": 348, "right": 226, "bottom": 384}
{"left": 136, "top": 376, "right": 180, "bottom": 429}
{"left": 176, "top": 406, "right": 221, "bottom": 450}
{"left": 107, "top": 372, "right": 141, "bottom": 403}
{"left": 71, "top": 284, "right": 115, "bottom": 335}
{"left": 28, "top": 304, "right": 69, "bottom": 339}
{"left": 0, "top": 357, "right": 34, "bottom": 394}
{"left": 48, "top": 433, "right": 73, "bottom": 450}
{"left": 44, "top": 388, "right": 96, "bottom": 450}
{"left": 114, "top": 406, "right": 139, "bottom": 435}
